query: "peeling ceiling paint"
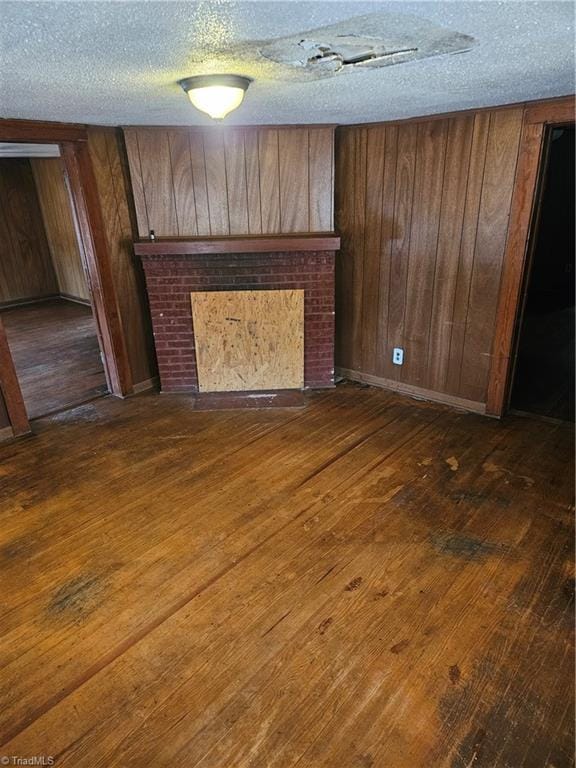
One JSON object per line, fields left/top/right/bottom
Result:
{"left": 256, "top": 13, "right": 475, "bottom": 79}
{"left": 0, "top": 1, "right": 573, "bottom": 126}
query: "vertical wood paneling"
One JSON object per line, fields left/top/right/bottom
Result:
{"left": 376, "top": 125, "right": 398, "bottom": 381}
{"left": 136, "top": 130, "right": 177, "bottom": 236}
{"left": 31, "top": 158, "right": 89, "bottom": 301}
{"left": 459, "top": 108, "right": 523, "bottom": 402}
{"left": 203, "top": 131, "right": 230, "bottom": 236}
{"left": 279, "top": 129, "right": 309, "bottom": 232}
{"left": 258, "top": 129, "right": 281, "bottom": 233}
{"left": 188, "top": 132, "right": 210, "bottom": 236}
{"left": 349, "top": 128, "right": 367, "bottom": 372}
{"left": 426, "top": 115, "right": 474, "bottom": 392}
{"left": 309, "top": 128, "right": 334, "bottom": 232}
{"left": 335, "top": 129, "right": 356, "bottom": 367}
{"left": 336, "top": 106, "right": 525, "bottom": 408}
{"left": 445, "top": 112, "right": 491, "bottom": 395}
{"left": 123, "top": 129, "right": 149, "bottom": 238}
{"left": 402, "top": 120, "right": 448, "bottom": 386}
{"left": 0, "top": 158, "right": 58, "bottom": 304}
{"left": 386, "top": 123, "right": 417, "bottom": 381}
{"left": 224, "top": 130, "right": 249, "bottom": 235}
{"left": 360, "top": 126, "right": 385, "bottom": 373}
{"left": 243, "top": 130, "right": 262, "bottom": 234}
{"left": 168, "top": 131, "right": 197, "bottom": 236}
{"left": 123, "top": 126, "right": 334, "bottom": 237}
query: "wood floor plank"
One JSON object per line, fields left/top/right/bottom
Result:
{"left": 0, "top": 383, "right": 572, "bottom": 767}
{"left": 1, "top": 299, "right": 106, "bottom": 419}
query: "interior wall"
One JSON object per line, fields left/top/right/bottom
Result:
{"left": 87, "top": 126, "right": 157, "bottom": 387}
{"left": 0, "top": 158, "right": 59, "bottom": 304}
{"left": 31, "top": 158, "right": 90, "bottom": 302}
{"left": 335, "top": 106, "right": 524, "bottom": 409}
{"left": 123, "top": 126, "right": 334, "bottom": 237}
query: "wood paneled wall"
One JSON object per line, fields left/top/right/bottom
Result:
{"left": 87, "top": 127, "right": 156, "bottom": 387}
{"left": 123, "top": 127, "right": 334, "bottom": 237}
{"left": 31, "top": 158, "right": 89, "bottom": 302}
{"left": 0, "top": 158, "right": 58, "bottom": 304}
{"left": 335, "top": 106, "right": 524, "bottom": 409}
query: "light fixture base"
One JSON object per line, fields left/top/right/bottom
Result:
{"left": 178, "top": 74, "right": 252, "bottom": 93}
{"left": 178, "top": 74, "right": 252, "bottom": 120}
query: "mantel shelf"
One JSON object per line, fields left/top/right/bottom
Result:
{"left": 133, "top": 233, "right": 340, "bottom": 257}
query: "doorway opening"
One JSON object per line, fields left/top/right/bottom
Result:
{"left": 509, "top": 125, "right": 575, "bottom": 422}
{"left": 0, "top": 146, "right": 108, "bottom": 420}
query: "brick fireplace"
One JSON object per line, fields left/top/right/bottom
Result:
{"left": 134, "top": 235, "right": 340, "bottom": 395}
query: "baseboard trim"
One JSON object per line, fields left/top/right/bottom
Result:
{"left": 0, "top": 293, "right": 91, "bottom": 310}
{"left": 132, "top": 376, "right": 159, "bottom": 394}
{"left": 59, "top": 293, "right": 91, "bottom": 307}
{"left": 0, "top": 425, "right": 15, "bottom": 443}
{"left": 0, "top": 294, "right": 60, "bottom": 310}
{"left": 336, "top": 367, "right": 487, "bottom": 415}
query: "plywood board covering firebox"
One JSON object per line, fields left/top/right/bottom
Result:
{"left": 191, "top": 289, "right": 304, "bottom": 392}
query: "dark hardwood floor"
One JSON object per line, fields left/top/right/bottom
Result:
{"left": 1, "top": 298, "right": 107, "bottom": 420}
{"left": 0, "top": 383, "right": 573, "bottom": 767}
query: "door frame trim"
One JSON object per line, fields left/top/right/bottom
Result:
{"left": 0, "top": 316, "right": 30, "bottom": 436}
{"left": 0, "top": 119, "right": 133, "bottom": 435}
{"left": 486, "top": 96, "right": 575, "bottom": 416}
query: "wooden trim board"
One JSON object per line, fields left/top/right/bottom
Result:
{"left": 0, "top": 294, "right": 61, "bottom": 310}
{"left": 134, "top": 234, "right": 340, "bottom": 256}
{"left": 60, "top": 141, "right": 133, "bottom": 397}
{"left": 0, "top": 316, "right": 31, "bottom": 436}
{"left": 336, "top": 367, "right": 487, "bottom": 415}
{"left": 59, "top": 293, "right": 92, "bottom": 307}
{"left": 342, "top": 95, "right": 575, "bottom": 130}
{"left": 0, "top": 294, "right": 91, "bottom": 310}
{"left": 524, "top": 96, "right": 575, "bottom": 125}
{"left": 132, "top": 376, "right": 159, "bottom": 394}
{"left": 0, "top": 118, "right": 134, "bottom": 438}
{"left": 0, "top": 118, "right": 87, "bottom": 143}
{"left": 486, "top": 104, "right": 575, "bottom": 416}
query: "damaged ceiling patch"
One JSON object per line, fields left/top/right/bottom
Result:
{"left": 257, "top": 12, "right": 476, "bottom": 79}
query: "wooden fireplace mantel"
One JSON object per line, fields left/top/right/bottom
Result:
{"left": 133, "top": 233, "right": 340, "bottom": 257}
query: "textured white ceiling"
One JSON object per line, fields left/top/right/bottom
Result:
{"left": 0, "top": 1, "right": 573, "bottom": 127}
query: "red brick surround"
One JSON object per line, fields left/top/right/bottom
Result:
{"left": 139, "top": 249, "right": 336, "bottom": 393}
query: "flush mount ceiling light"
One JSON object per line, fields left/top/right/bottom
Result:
{"left": 178, "top": 74, "right": 252, "bottom": 120}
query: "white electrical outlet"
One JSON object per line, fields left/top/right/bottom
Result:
{"left": 392, "top": 347, "right": 404, "bottom": 365}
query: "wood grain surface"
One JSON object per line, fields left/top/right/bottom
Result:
{"left": 336, "top": 106, "right": 524, "bottom": 406}
{"left": 0, "top": 383, "right": 572, "bottom": 766}
{"left": 124, "top": 127, "right": 335, "bottom": 237}
{"left": 192, "top": 289, "right": 304, "bottom": 392}
{"left": 31, "top": 158, "right": 89, "bottom": 302}
{"left": 1, "top": 299, "right": 106, "bottom": 419}
{"left": 87, "top": 127, "right": 156, "bottom": 389}
{"left": 133, "top": 234, "right": 340, "bottom": 256}
{"left": 0, "top": 158, "right": 58, "bottom": 304}
{"left": 0, "top": 314, "right": 29, "bottom": 435}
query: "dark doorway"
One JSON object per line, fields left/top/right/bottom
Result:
{"left": 509, "top": 125, "right": 575, "bottom": 421}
